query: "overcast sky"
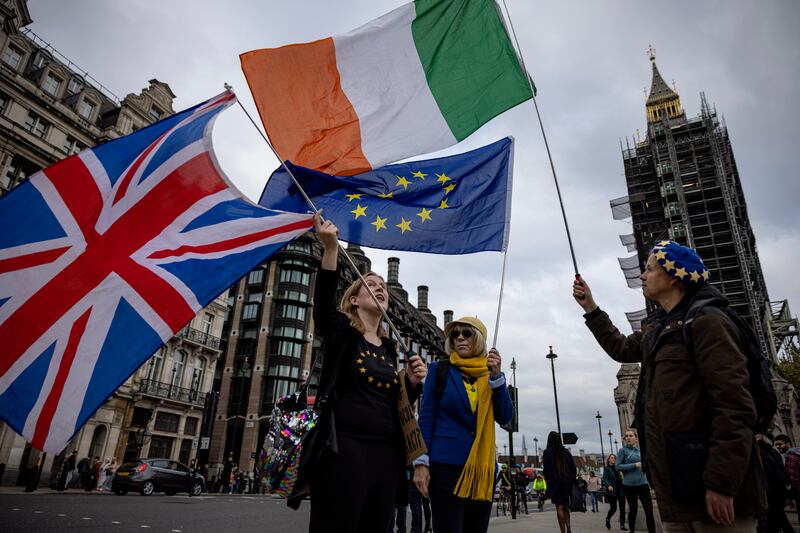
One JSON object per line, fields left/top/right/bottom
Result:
{"left": 28, "top": 0, "right": 800, "bottom": 457}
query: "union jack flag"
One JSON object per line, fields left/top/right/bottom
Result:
{"left": 0, "top": 91, "right": 313, "bottom": 453}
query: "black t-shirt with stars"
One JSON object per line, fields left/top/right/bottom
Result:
{"left": 334, "top": 336, "right": 401, "bottom": 441}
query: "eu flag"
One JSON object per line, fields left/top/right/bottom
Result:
{"left": 259, "top": 137, "right": 514, "bottom": 255}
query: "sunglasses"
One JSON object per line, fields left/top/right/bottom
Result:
{"left": 449, "top": 328, "right": 474, "bottom": 340}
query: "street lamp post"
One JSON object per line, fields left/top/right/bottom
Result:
{"left": 508, "top": 357, "right": 518, "bottom": 519}
{"left": 596, "top": 411, "right": 605, "bottom": 464}
{"left": 546, "top": 346, "right": 562, "bottom": 436}
{"left": 533, "top": 437, "right": 539, "bottom": 460}
{"left": 614, "top": 439, "right": 619, "bottom": 453}
{"left": 608, "top": 430, "right": 613, "bottom": 457}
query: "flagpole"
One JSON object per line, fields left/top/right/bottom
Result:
{"left": 232, "top": 90, "right": 413, "bottom": 356}
{"left": 491, "top": 249, "right": 509, "bottom": 349}
{"left": 498, "top": 1, "right": 581, "bottom": 280}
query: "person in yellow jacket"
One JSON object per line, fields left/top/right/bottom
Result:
{"left": 533, "top": 474, "right": 548, "bottom": 512}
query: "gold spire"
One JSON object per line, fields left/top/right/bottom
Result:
{"left": 645, "top": 46, "right": 683, "bottom": 124}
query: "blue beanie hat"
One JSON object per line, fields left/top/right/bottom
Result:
{"left": 650, "top": 240, "right": 709, "bottom": 285}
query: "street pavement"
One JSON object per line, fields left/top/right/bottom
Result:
{"left": 0, "top": 487, "right": 623, "bottom": 533}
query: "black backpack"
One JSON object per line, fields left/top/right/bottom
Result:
{"left": 682, "top": 298, "right": 778, "bottom": 434}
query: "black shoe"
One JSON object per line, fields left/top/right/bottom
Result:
{"left": 606, "top": 518, "right": 611, "bottom": 529}
{"left": 620, "top": 527, "right": 628, "bottom": 531}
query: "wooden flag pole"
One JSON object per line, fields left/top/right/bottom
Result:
{"left": 231, "top": 87, "right": 413, "bottom": 357}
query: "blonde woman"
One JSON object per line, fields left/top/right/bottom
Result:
{"left": 413, "top": 317, "right": 513, "bottom": 533}
{"left": 292, "top": 213, "right": 428, "bottom": 533}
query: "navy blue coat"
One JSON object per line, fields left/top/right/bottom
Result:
{"left": 417, "top": 360, "right": 513, "bottom": 467}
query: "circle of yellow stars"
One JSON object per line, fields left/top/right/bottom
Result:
{"left": 356, "top": 350, "right": 400, "bottom": 390}
{"left": 652, "top": 241, "right": 710, "bottom": 283}
{"left": 343, "top": 169, "right": 455, "bottom": 233}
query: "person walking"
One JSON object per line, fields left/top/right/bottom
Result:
{"left": 102, "top": 458, "right": 117, "bottom": 491}
{"left": 77, "top": 455, "right": 92, "bottom": 492}
{"left": 588, "top": 471, "right": 602, "bottom": 512}
{"left": 602, "top": 454, "right": 627, "bottom": 531}
{"left": 220, "top": 453, "right": 233, "bottom": 494}
{"left": 574, "top": 240, "right": 767, "bottom": 531}
{"left": 57, "top": 450, "right": 77, "bottom": 491}
{"left": 756, "top": 435, "right": 794, "bottom": 533}
{"left": 617, "top": 430, "right": 656, "bottom": 533}
{"left": 292, "top": 213, "right": 427, "bottom": 533}
{"left": 543, "top": 432, "right": 577, "bottom": 533}
{"left": 776, "top": 435, "right": 800, "bottom": 523}
{"left": 413, "top": 315, "right": 513, "bottom": 533}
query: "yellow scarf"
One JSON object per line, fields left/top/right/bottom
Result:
{"left": 449, "top": 351, "right": 495, "bottom": 501}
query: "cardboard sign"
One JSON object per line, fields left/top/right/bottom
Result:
{"left": 397, "top": 369, "right": 427, "bottom": 464}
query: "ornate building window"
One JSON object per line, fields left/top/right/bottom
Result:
{"left": 154, "top": 412, "right": 180, "bottom": 433}
{"left": 66, "top": 76, "right": 84, "bottom": 96}
{"left": 149, "top": 436, "right": 174, "bottom": 459}
{"left": 190, "top": 356, "right": 205, "bottom": 393}
{"left": 147, "top": 347, "right": 165, "bottom": 382}
{"left": 42, "top": 73, "right": 62, "bottom": 97}
{"left": 31, "top": 50, "right": 51, "bottom": 70}
{"left": 63, "top": 136, "right": 85, "bottom": 155}
{"left": 77, "top": 98, "right": 97, "bottom": 120}
{"left": 171, "top": 350, "right": 186, "bottom": 388}
{"left": 24, "top": 111, "right": 49, "bottom": 138}
{"left": 1, "top": 44, "right": 24, "bottom": 70}
{"left": 183, "top": 416, "right": 199, "bottom": 436}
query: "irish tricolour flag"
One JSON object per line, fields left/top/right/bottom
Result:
{"left": 241, "top": 0, "right": 533, "bottom": 176}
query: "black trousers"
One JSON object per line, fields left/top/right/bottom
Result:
{"left": 429, "top": 462, "right": 492, "bottom": 533}
{"left": 605, "top": 493, "right": 628, "bottom": 527}
{"left": 624, "top": 484, "right": 655, "bottom": 533}
{"left": 309, "top": 435, "right": 400, "bottom": 533}
{"left": 607, "top": 495, "right": 619, "bottom": 521}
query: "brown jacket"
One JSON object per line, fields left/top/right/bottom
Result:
{"left": 585, "top": 288, "right": 766, "bottom": 522}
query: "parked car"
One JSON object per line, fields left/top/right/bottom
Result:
{"left": 112, "top": 458, "right": 204, "bottom": 496}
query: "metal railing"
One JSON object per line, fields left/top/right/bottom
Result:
{"left": 176, "top": 325, "right": 221, "bottom": 350}
{"left": 137, "top": 379, "right": 207, "bottom": 405}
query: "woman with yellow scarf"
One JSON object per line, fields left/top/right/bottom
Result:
{"left": 413, "top": 317, "right": 514, "bottom": 533}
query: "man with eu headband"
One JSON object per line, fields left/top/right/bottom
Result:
{"left": 572, "top": 241, "right": 766, "bottom": 532}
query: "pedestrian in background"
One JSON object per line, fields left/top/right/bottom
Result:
{"left": 602, "top": 454, "right": 626, "bottom": 530}
{"left": 588, "top": 471, "right": 601, "bottom": 512}
{"left": 413, "top": 315, "right": 513, "bottom": 533}
{"left": 77, "top": 455, "right": 91, "bottom": 491}
{"left": 220, "top": 453, "right": 232, "bottom": 494}
{"left": 617, "top": 430, "right": 656, "bottom": 533}
{"left": 757, "top": 434, "right": 793, "bottom": 533}
{"left": 776, "top": 435, "right": 800, "bottom": 522}
{"left": 543, "top": 431, "right": 577, "bottom": 533}
{"left": 57, "top": 450, "right": 77, "bottom": 491}
{"left": 533, "top": 474, "right": 547, "bottom": 512}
